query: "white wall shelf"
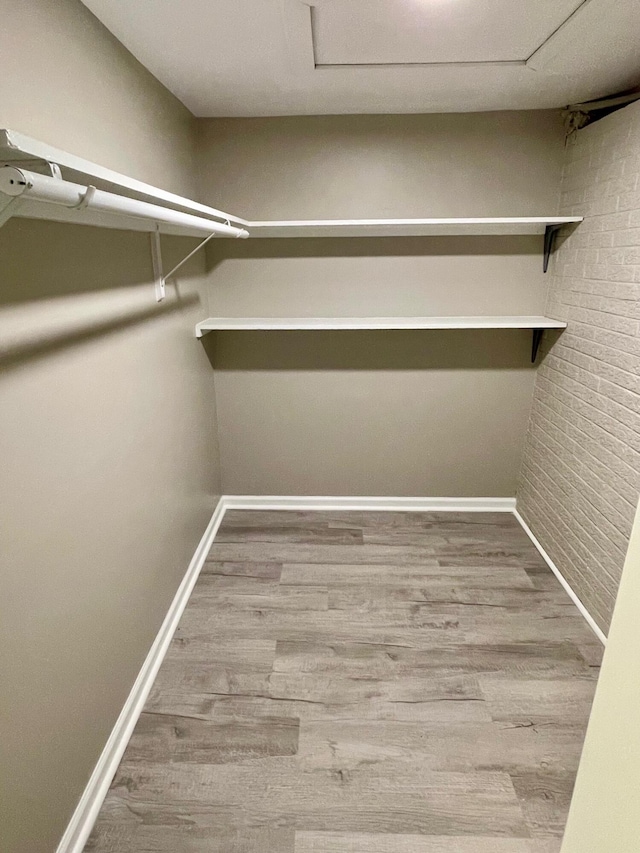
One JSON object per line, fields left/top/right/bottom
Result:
{"left": 195, "top": 315, "right": 568, "bottom": 362}
{"left": 245, "top": 217, "right": 582, "bottom": 239}
{"left": 244, "top": 218, "right": 582, "bottom": 271}
{"left": 195, "top": 315, "right": 566, "bottom": 333}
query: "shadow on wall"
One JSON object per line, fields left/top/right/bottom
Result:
{"left": 0, "top": 218, "right": 205, "bottom": 369}
{"left": 553, "top": 221, "right": 582, "bottom": 256}
{"left": 207, "top": 234, "right": 544, "bottom": 268}
{"left": 537, "top": 327, "right": 563, "bottom": 355}
{"left": 202, "top": 328, "right": 550, "bottom": 371}
{"left": 0, "top": 293, "right": 198, "bottom": 371}
{"left": 0, "top": 218, "right": 207, "bottom": 305}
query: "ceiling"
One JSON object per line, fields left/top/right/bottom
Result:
{"left": 81, "top": 0, "right": 640, "bottom": 116}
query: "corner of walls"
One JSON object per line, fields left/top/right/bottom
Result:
{"left": 516, "top": 98, "right": 640, "bottom": 635}
{"left": 195, "top": 111, "right": 565, "bottom": 497}
{"left": 513, "top": 507, "right": 607, "bottom": 645}
{"left": 0, "top": 0, "right": 197, "bottom": 197}
{"left": 199, "top": 240, "right": 225, "bottom": 495}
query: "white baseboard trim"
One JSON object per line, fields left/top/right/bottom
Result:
{"left": 514, "top": 508, "right": 606, "bottom": 646}
{"left": 222, "top": 495, "right": 517, "bottom": 513}
{"left": 55, "top": 497, "right": 227, "bottom": 853}
{"left": 57, "top": 493, "right": 601, "bottom": 852}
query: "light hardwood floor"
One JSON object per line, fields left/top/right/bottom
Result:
{"left": 85, "top": 511, "right": 602, "bottom": 853}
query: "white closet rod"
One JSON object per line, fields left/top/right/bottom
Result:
{"left": 0, "top": 166, "right": 249, "bottom": 239}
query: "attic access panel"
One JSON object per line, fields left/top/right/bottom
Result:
{"left": 311, "top": 0, "right": 586, "bottom": 66}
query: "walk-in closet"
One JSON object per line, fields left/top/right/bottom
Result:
{"left": 2, "top": 2, "right": 640, "bottom": 852}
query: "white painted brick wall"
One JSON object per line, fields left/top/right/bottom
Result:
{"left": 518, "top": 100, "right": 640, "bottom": 633}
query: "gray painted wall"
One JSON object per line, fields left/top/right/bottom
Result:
{"left": 0, "top": 2, "right": 220, "bottom": 850}
{"left": 196, "top": 113, "right": 565, "bottom": 496}
{"left": 518, "top": 100, "right": 640, "bottom": 634}
{"left": 560, "top": 495, "right": 640, "bottom": 853}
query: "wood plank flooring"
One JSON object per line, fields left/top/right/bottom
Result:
{"left": 85, "top": 511, "right": 602, "bottom": 853}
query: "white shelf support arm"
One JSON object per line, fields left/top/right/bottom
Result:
{"left": 0, "top": 194, "right": 21, "bottom": 227}
{"left": 150, "top": 229, "right": 220, "bottom": 303}
{"left": 150, "top": 230, "right": 165, "bottom": 302}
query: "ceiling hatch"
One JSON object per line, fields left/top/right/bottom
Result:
{"left": 308, "top": 0, "right": 587, "bottom": 67}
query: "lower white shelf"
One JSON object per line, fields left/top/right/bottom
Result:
{"left": 195, "top": 316, "right": 567, "bottom": 363}
{"left": 195, "top": 315, "right": 567, "bottom": 337}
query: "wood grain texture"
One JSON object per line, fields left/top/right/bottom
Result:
{"left": 85, "top": 511, "right": 599, "bottom": 852}
{"left": 294, "top": 834, "right": 561, "bottom": 852}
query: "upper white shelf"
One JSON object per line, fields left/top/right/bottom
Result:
{"left": 0, "top": 131, "right": 582, "bottom": 242}
{"left": 245, "top": 217, "right": 582, "bottom": 239}
{"left": 195, "top": 315, "right": 567, "bottom": 338}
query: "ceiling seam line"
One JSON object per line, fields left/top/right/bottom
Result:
{"left": 525, "top": 0, "right": 593, "bottom": 63}
{"left": 313, "top": 61, "right": 528, "bottom": 70}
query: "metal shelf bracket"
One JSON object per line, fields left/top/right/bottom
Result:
{"left": 150, "top": 229, "right": 220, "bottom": 303}
{"left": 531, "top": 328, "right": 544, "bottom": 363}
{"left": 543, "top": 224, "right": 562, "bottom": 273}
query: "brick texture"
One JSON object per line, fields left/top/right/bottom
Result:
{"left": 518, "top": 100, "right": 640, "bottom": 634}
